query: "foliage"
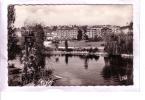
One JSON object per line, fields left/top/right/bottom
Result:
{"left": 94, "top": 35, "right": 103, "bottom": 42}
{"left": 105, "top": 31, "right": 133, "bottom": 55}
{"left": 77, "top": 29, "right": 83, "bottom": 40}
{"left": 8, "top": 5, "right": 21, "bottom": 60}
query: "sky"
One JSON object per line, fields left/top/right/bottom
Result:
{"left": 14, "top": 5, "right": 133, "bottom": 27}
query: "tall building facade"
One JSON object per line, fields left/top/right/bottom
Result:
{"left": 43, "top": 25, "right": 122, "bottom": 41}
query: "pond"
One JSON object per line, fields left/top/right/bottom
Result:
{"left": 8, "top": 53, "right": 133, "bottom": 86}
{"left": 45, "top": 55, "right": 133, "bottom": 86}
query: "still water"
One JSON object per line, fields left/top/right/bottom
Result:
{"left": 45, "top": 55, "right": 133, "bottom": 86}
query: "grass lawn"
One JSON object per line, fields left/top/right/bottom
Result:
{"left": 58, "top": 40, "right": 105, "bottom": 48}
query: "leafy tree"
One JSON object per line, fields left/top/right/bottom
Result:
{"left": 77, "top": 29, "right": 83, "bottom": 40}
{"left": 32, "top": 24, "right": 45, "bottom": 68}
{"left": 65, "top": 40, "right": 68, "bottom": 51}
{"left": 8, "top": 5, "right": 21, "bottom": 60}
{"left": 52, "top": 26, "right": 57, "bottom": 31}
{"left": 82, "top": 25, "right": 87, "bottom": 33}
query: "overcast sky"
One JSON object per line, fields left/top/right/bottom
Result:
{"left": 14, "top": 5, "right": 133, "bottom": 27}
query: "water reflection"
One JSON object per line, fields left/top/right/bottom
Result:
{"left": 101, "top": 56, "right": 133, "bottom": 85}
{"left": 84, "top": 58, "right": 88, "bottom": 70}
{"left": 8, "top": 54, "right": 133, "bottom": 86}
{"left": 63, "top": 54, "right": 100, "bottom": 69}
{"left": 47, "top": 55, "right": 133, "bottom": 86}
{"left": 65, "top": 54, "right": 69, "bottom": 64}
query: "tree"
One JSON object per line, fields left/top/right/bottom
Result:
{"left": 32, "top": 24, "right": 45, "bottom": 68}
{"left": 52, "top": 26, "right": 57, "bottom": 31}
{"left": 65, "top": 40, "right": 68, "bottom": 51}
{"left": 94, "top": 35, "right": 103, "bottom": 41}
{"left": 129, "top": 21, "right": 133, "bottom": 30}
{"left": 82, "top": 25, "right": 87, "bottom": 33}
{"left": 8, "top": 5, "right": 20, "bottom": 60}
{"left": 77, "top": 29, "right": 83, "bottom": 40}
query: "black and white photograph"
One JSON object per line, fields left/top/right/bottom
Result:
{"left": 8, "top": 4, "right": 133, "bottom": 86}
